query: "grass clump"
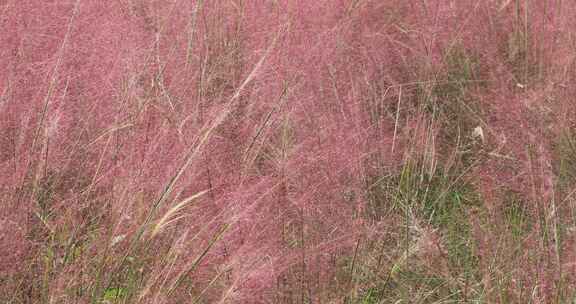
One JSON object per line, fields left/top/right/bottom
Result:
{"left": 501, "top": 191, "right": 533, "bottom": 241}
{"left": 402, "top": 161, "right": 480, "bottom": 274}
{"left": 553, "top": 128, "right": 576, "bottom": 190}
{"left": 411, "top": 46, "right": 488, "bottom": 168}
{"left": 364, "top": 157, "right": 484, "bottom": 302}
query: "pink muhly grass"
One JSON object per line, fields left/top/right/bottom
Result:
{"left": 2, "top": 1, "right": 576, "bottom": 303}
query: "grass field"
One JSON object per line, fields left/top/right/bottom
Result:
{"left": 1, "top": 1, "right": 576, "bottom": 303}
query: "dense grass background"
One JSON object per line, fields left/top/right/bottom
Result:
{"left": 1, "top": 1, "right": 576, "bottom": 303}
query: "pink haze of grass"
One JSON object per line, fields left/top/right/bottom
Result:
{"left": 1, "top": 1, "right": 576, "bottom": 303}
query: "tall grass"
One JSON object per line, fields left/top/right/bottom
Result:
{"left": 1, "top": 1, "right": 576, "bottom": 303}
